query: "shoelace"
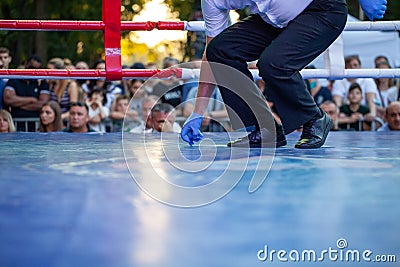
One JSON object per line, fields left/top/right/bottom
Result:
{"left": 247, "top": 130, "right": 261, "bottom": 142}
{"left": 301, "top": 120, "right": 316, "bottom": 139}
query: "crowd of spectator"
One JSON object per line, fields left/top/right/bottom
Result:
{"left": 1, "top": 46, "right": 399, "bottom": 134}
{"left": 304, "top": 54, "right": 400, "bottom": 132}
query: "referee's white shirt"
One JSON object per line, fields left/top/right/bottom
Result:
{"left": 202, "top": 0, "right": 313, "bottom": 37}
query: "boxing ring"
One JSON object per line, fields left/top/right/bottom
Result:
{"left": 1, "top": 132, "right": 399, "bottom": 266}
{"left": 0, "top": 1, "right": 400, "bottom": 266}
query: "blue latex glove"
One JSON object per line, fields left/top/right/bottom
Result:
{"left": 359, "top": 0, "right": 387, "bottom": 20}
{"left": 180, "top": 112, "right": 204, "bottom": 146}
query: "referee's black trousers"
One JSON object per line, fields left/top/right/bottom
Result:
{"left": 206, "top": 0, "right": 347, "bottom": 133}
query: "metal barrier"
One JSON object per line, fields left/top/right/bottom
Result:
{"left": 340, "top": 116, "right": 385, "bottom": 131}
{"left": 13, "top": 117, "right": 40, "bottom": 132}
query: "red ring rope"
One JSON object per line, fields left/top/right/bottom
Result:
{"left": 0, "top": 20, "right": 185, "bottom": 31}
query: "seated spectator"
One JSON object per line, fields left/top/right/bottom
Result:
{"left": 117, "top": 62, "right": 144, "bottom": 94}
{"left": 150, "top": 103, "right": 181, "bottom": 133}
{"left": 181, "top": 58, "right": 202, "bottom": 103}
{"left": 374, "top": 60, "right": 399, "bottom": 120}
{"left": 38, "top": 101, "right": 63, "bottom": 132}
{"left": 0, "top": 109, "right": 16, "bottom": 133}
{"left": 74, "top": 60, "right": 90, "bottom": 99}
{"left": 0, "top": 47, "right": 12, "bottom": 110}
{"left": 142, "top": 62, "right": 159, "bottom": 94}
{"left": 152, "top": 57, "right": 182, "bottom": 114}
{"left": 378, "top": 101, "right": 400, "bottom": 131}
{"left": 75, "top": 61, "right": 89, "bottom": 70}
{"left": 130, "top": 95, "right": 160, "bottom": 133}
{"left": 332, "top": 55, "right": 378, "bottom": 122}
{"left": 62, "top": 102, "right": 96, "bottom": 133}
{"left": 183, "top": 86, "right": 228, "bottom": 132}
{"left": 131, "top": 62, "right": 145, "bottom": 69}
{"left": 3, "top": 55, "right": 50, "bottom": 132}
{"left": 338, "top": 83, "right": 370, "bottom": 131}
{"left": 63, "top": 58, "right": 75, "bottom": 69}
{"left": 86, "top": 89, "right": 109, "bottom": 132}
{"left": 305, "top": 65, "right": 332, "bottom": 106}
{"left": 127, "top": 79, "right": 146, "bottom": 117}
{"left": 374, "top": 55, "right": 390, "bottom": 67}
{"left": 320, "top": 100, "right": 340, "bottom": 131}
{"left": 47, "top": 57, "right": 81, "bottom": 121}
{"left": 0, "top": 47, "right": 12, "bottom": 69}
{"left": 0, "top": 78, "right": 5, "bottom": 110}
{"left": 109, "top": 95, "right": 139, "bottom": 132}
{"left": 88, "top": 59, "right": 122, "bottom": 109}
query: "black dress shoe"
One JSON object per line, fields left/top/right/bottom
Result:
{"left": 295, "top": 109, "right": 333, "bottom": 149}
{"left": 227, "top": 124, "right": 287, "bottom": 148}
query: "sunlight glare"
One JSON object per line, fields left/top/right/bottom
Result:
{"left": 130, "top": 0, "right": 186, "bottom": 48}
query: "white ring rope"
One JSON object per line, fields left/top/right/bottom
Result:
{"left": 184, "top": 68, "right": 400, "bottom": 80}
{"left": 185, "top": 21, "right": 400, "bottom": 32}
{"left": 344, "top": 21, "right": 400, "bottom": 31}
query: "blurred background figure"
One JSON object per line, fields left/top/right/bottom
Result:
{"left": 183, "top": 85, "right": 228, "bottom": 132}
{"left": 304, "top": 65, "right": 332, "bottom": 106}
{"left": 62, "top": 102, "right": 95, "bottom": 133}
{"left": 374, "top": 55, "right": 390, "bottom": 67}
{"left": 378, "top": 101, "right": 400, "bottom": 131}
{"left": 374, "top": 59, "right": 399, "bottom": 120}
{"left": 130, "top": 95, "right": 160, "bottom": 133}
{"left": 181, "top": 58, "right": 202, "bottom": 103}
{"left": 150, "top": 103, "right": 181, "bottom": 133}
{"left": 85, "top": 88, "right": 109, "bottom": 132}
{"left": 152, "top": 57, "right": 182, "bottom": 115}
{"left": 337, "top": 83, "right": 370, "bottom": 131}
{"left": 127, "top": 79, "right": 146, "bottom": 118}
{"left": 0, "top": 47, "right": 12, "bottom": 110}
{"left": 63, "top": 58, "right": 75, "bottom": 70}
{"left": 142, "top": 62, "right": 159, "bottom": 94}
{"left": 124, "top": 62, "right": 146, "bottom": 94}
{"left": 109, "top": 95, "right": 139, "bottom": 132}
{"left": 88, "top": 59, "right": 122, "bottom": 110}
{"left": 75, "top": 61, "right": 89, "bottom": 70}
{"left": 0, "top": 109, "right": 16, "bottom": 133}
{"left": 3, "top": 55, "right": 50, "bottom": 132}
{"left": 320, "top": 101, "right": 340, "bottom": 131}
{"left": 0, "top": 47, "right": 12, "bottom": 69}
{"left": 38, "top": 101, "right": 63, "bottom": 132}
{"left": 47, "top": 57, "right": 82, "bottom": 122}
{"left": 332, "top": 55, "right": 378, "bottom": 123}
{"left": 74, "top": 60, "right": 90, "bottom": 100}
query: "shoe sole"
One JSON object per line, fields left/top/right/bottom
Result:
{"left": 295, "top": 118, "right": 333, "bottom": 149}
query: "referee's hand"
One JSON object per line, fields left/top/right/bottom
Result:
{"left": 180, "top": 112, "right": 204, "bottom": 146}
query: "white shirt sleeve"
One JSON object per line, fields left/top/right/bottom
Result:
{"left": 331, "top": 80, "right": 347, "bottom": 98}
{"left": 202, "top": 0, "right": 232, "bottom": 37}
{"left": 103, "top": 106, "right": 110, "bottom": 118}
{"left": 362, "top": 78, "right": 378, "bottom": 94}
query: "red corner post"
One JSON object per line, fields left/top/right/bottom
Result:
{"left": 102, "top": 0, "right": 122, "bottom": 80}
